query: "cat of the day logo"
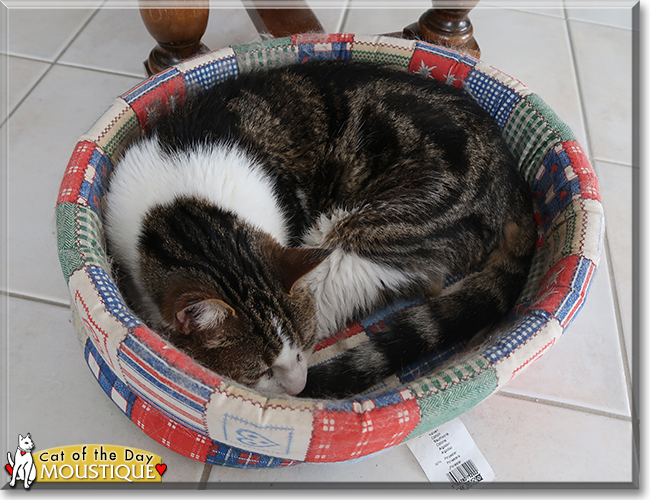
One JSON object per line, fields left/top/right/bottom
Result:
{"left": 5, "top": 434, "right": 167, "bottom": 487}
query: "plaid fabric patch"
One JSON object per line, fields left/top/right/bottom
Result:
{"left": 504, "top": 95, "right": 577, "bottom": 183}
{"left": 292, "top": 33, "right": 354, "bottom": 63}
{"left": 130, "top": 325, "right": 224, "bottom": 388}
{"left": 85, "top": 338, "right": 137, "bottom": 417}
{"left": 533, "top": 255, "right": 596, "bottom": 328}
{"left": 406, "top": 360, "right": 497, "bottom": 440}
{"left": 408, "top": 356, "right": 491, "bottom": 399}
{"left": 121, "top": 67, "right": 187, "bottom": 132}
{"left": 130, "top": 397, "right": 214, "bottom": 462}
{"left": 481, "top": 310, "right": 551, "bottom": 363}
{"left": 56, "top": 203, "right": 109, "bottom": 283}
{"left": 490, "top": 317, "right": 564, "bottom": 388}
{"left": 533, "top": 141, "right": 602, "bottom": 232}
{"left": 464, "top": 62, "right": 532, "bottom": 129}
{"left": 119, "top": 332, "right": 214, "bottom": 435}
{"left": 207, "top": 444, "right": 300, "bottom": 468}
{"left": 69, "top": 267, "right": 129, "bottom": 380}
{"left": 562, "top": 141, "right": 601, "bottom": 201}
{"left": 176, "top": 48, "right": 239, "bottom": 99}
{"left": 408, "top": 41, "right": 477, "bottom": 88}
{"left": 351, "top": 34, "right": 416, "bottom": 69}
{"left": 79, "top": 98, "right": 141, "bottom": 161}
{"left": 232, "top": 37, "right": 295, "bottom": 73}
{"left": 57, "top": 141, "right": 112, "bottom": 216}
{"left": 86, "top": 265, "right": 141, "bottom": 329}
{"left": 544, "top": 198, "right": 604, "bottom": 266}
{"left": 306, "top": 391, "right": 419, "bottom": 462}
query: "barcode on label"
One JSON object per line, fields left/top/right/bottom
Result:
{"left": 446, "top": 459, "right": 483, "bottom": 484}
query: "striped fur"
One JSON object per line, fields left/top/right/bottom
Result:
{"left": 104, "top": 61, "right": 536, "bottom": 398}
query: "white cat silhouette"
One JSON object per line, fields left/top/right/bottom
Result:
{"left": 7, "top": 433, "right": 36, "bottom": 489}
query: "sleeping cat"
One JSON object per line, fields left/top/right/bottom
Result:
{"left": 104, "top": 61, "right": 536, "bottom": 399}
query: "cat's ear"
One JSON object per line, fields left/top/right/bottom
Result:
{"left": 271, "top": 246, "right": 331, "bottom": 294}
{"left": 175, "top": 299, "right": 236, "bottom": 335}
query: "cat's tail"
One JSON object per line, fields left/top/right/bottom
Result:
{"left": 7, "top": 451, "right": 13, "bottom": 467}
{"left": 300, "top": 214, "right": 536, "bottom": 400}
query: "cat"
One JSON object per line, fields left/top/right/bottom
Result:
{"left": 104, "top": 60, "right": 536, "bottom": 399}
{"left": 7, "top": 433, "right": 36, "bottom": 489}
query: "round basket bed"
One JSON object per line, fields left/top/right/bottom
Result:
{"left": 56, "top": 33, "right": 603, "bottom": 468}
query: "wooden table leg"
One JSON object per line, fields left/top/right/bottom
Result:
{"left": 404, "top": 0, "right": 481, "bottom": 58}
{"left": 139, "top": 0, "right": 211, "bottom": 76}
{"left": 246, "top": 0, "right": 324, "bottom": 38}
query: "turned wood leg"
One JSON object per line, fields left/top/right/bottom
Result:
{"left": 404, "top": 0, "right": 481, "bottom": 58}
{"left": 139, "top": 0, "right": 211, "bottom": 76}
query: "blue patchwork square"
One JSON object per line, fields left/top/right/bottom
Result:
{"left": 465, "top": 70, "right": 522, "bottom": 128}
{"left": 182, "top": 56, "right": 239, "bottom": 98}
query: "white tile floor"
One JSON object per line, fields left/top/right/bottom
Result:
{"left": 1, "top": 0, "right": 639, "bottom": 489}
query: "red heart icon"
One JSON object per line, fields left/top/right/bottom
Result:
{"left": 155, "top": 463, "right": 167, "bottom": 476}
{"left": 5, "top": 464, "right": 13, "bottom": 476}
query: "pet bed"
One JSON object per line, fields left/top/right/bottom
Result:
{"left": 56, "top": 34, "right": 603, "bottom": 468}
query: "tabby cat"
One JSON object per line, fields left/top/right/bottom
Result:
{"left": 104, "top": 60, "right": 536, "bottom": 399}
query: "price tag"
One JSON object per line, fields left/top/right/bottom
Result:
{"left": 406, "top": 418, "right": 495, "bottom": 487}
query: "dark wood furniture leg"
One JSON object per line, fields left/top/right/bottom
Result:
{"left": 404, "top": 0, "right": 481, "bottom": 58}
{"left": 140, "top": 0, "right": 211, "bottom": 76}
{"left": 245, "top": 0, "right": 324, "bottom": 38}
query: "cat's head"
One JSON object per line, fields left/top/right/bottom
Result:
{"left": 18, "top": 434, "right": 34, "bottom": 451}
{"left": 159, "top": 242, "right": 329, "bottom": 396}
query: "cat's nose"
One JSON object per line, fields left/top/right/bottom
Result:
{"left": 283, "top": 374, "right": 307, "bottom": 396}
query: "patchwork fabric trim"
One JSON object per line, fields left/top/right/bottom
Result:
{"left": 232, "top": 37, "right": 295, "bottom": 73}
{"left": 291, "top": 33, "right": 354, "bottom": 63}
{"left": 121, "top": 67, "right": 187, "bottom": 132}
{"left": 351, "top": 35, "right": 416, "bottom": 69}
{"left": 56, "top": 34, "right": 602, "bottom": 467}
{"left": 176, "top": 48, "right": 239, "bottom": 99}
{"left": 408, "top": 41, "right": 478, "bottom": 88}
{"left": 78, "top": 98, "right": 140, "bottom": 162}
{"left": 464, "top": 61, "right": 533, "bottom": 129}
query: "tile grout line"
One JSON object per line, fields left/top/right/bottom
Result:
{"left": 0, "top": 290, "right": 71, "bottom": 309}
{"left": 197, "top": 462, "right": 212, "bottom": 488}
{"left": 53, "top": 60, "right": 146, "bottom": 80}
{"left": 591, "top": 158, "right": 636, "bottom": 169}
{"left": 496, "top": 391, "right": 632, "bottom": 422}
{"left": 0, "top": 2, "right": 105, "bottom": 128}
{"left": 562, "top": 0, "right": 635, "bottom": 421}
{"left": 1, "top": 51, "right": 146, "bottom": 81}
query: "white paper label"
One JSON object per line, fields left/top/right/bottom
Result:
{"left": 406, "top": 418, "right": 495, "bottom": 487}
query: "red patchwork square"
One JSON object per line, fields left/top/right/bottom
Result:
{"left": 57, "top": 141, "right": 96, "bottom": 204}
{"left": 121, "top": 68, "right": 187, "bottom": 132}
{"left": 534, "top": 256, "right": 578, "bottom": 311}
{"left": 306, "top": 395, "right": 420, "bottom": 462}
{"left": 409, "top": 43, "right": 476, "bottom": 88}
{"left": 563, "top": 140, "right": 601, "bottom": 202}
{"left": 131, "top": 397, "right": 211, "bottom": 462}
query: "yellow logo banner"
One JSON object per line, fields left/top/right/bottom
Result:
{"left": 32, "top": 444, "right": 165, "bottom": 483}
